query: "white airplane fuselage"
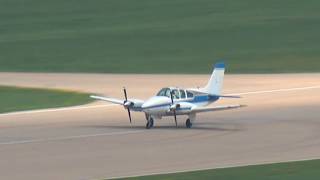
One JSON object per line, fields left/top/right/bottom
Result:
{"left": 133, "top": 92, "right": 220, "bottom": 117}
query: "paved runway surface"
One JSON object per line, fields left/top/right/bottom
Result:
{"left": 0, "top": 73, "right": 320, "bottom": 180}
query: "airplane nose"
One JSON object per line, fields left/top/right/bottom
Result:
{"left": 141, "top": 100, "right": 153, "bottom": 109}
{"left": 142, "top": 96, "right": 169, "bottom": 111}
{"left": 141, "top": 97, "right": 160, "bottom": 109}
{"left": 141, "top": 103, "right": 148, "bottom": 109}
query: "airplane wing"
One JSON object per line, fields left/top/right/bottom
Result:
{"left": 90, "top": 95, "right": 124, "bottom": 105}
{"left": 90, "top": 95, "right": 145, "bottom": 111}
{"left": 191, "top": 104, "right": 245, "bottom": 113}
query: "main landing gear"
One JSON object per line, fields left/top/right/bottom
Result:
{"left": 186, "top": 113, "right": 195, "bottom": 129}
{"left": 146, "top": 116, "right": 154, "bottom": 129}
{"left": 145, "top": 114, "right": 195, "bottom": 129}
{"left": 186, "top": 119, "right": 192, "bottom": 128}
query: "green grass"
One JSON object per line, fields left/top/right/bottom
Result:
{"left": 0, "top": 86, "right": 93, "bottom": 113}
{"left": 0, "top": 0, "right": 319, "bottom": 73}
{"left": 118, "top": 159, "right": 320, "bottom": 180}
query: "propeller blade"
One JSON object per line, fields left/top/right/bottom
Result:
{"left": 123, "top": 87, "right": 132, "bottom": 123}
{"left": 123, "top": 87, "right": 128, "bottom": 101}
{"left": 173, "top": 110, "right": 177, "bottom": 127}
{"left": 170, "top": 90, "right": 174, "bottom": 104}
{"left": 170, "top": 90, "right": 178, "bottom": 127}
{"left": 127, "top": 108, "right": 132, "bottom": 123}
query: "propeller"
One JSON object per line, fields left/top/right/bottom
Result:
{"left": 170, "top": 90, "right": 178, "bottom": 127}
{"left": 123, "top": 87, "right": 132, "bottom": 123}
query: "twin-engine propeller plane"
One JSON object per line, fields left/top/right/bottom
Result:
{"left": 91, "top": 62, "right": 244, "bottom": 129}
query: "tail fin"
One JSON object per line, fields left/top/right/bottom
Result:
{"left": 201, "top": 62, "right": 225, "bottom": 95}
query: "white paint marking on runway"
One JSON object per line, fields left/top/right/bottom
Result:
{"left": 0, "top": 104, "right": 117, "bottom": 117}
{"left": 0, "top": 130, "right": 144, "bottom": 145}
{"left": 227, "top": 85, "right": 320, "bottom": 96}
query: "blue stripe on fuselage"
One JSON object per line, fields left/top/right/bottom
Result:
{"left": 142, "top": 95, "right": 219, "bottom": 110}
{"left": 192, "top": 95, "right": 219, "bottom": 103}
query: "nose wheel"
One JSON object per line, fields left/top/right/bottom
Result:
{"left": 186, "top": 119, "right": 192, "bottom": 128}
{"left": 146, "top": 117, "right": 154, "bottom": 129}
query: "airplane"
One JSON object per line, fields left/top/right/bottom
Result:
{"left": 90, "top": 62, "right": 244, "bottom": 129}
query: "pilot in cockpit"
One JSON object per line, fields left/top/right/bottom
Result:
{"left": 157, "top": 88, "right": 180, "bottom": 99}
{"left": 171, "top": 89, "right": 179, "bottom": 99}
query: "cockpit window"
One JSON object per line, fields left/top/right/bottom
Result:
{"left": 165, "top": 89, "right": 172, "bottom": 97}
{"left": 186, "top": 91, "right": 194, "bottom": 98}
{"left": 157, "top": 88, "right": 181, "bottom": 99}
{"left": 157, "top": 88, "right": 170, "bottom": 97}
{"left": 171, "top": 89, "right": 180, "bottom": 99}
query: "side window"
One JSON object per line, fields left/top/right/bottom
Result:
{"left": 186, "top": 91, "right": 194, "bottom": 98}
{"left": 180, "top": 90, "right": 186, "bottom": 99}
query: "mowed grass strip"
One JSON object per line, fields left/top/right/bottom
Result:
{"left": 0, "top": 0, "right": 319, "bottom": 73}
{"left": 118, "top": 159, "right": 320, "bottom": 180}
{"left": 0, "top": 86, "right": 93, "bottom": 114}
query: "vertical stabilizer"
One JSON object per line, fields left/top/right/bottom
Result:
{"left": 201, "top": 62, "right": 225, "bottom": 95}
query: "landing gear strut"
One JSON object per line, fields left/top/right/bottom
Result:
{"left": 146, "top": 117, "right": 154, "bottom": 129}
{"left": 186, "top": 119, "right": 192, "bottom": 128}
{"left": 186, "top": 113, "right": 195, "bottom": 128}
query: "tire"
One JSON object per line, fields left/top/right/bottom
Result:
{"left": 150, "top": 118, "right": 154, "bottom": 128}
{"left": 145, "top": 113, "right": 149, "bottom": 121}
{"left": 186, "top": 119, "right": 192, "bottom": 128}
{"left": 146, "top": 122, "right": 151, "bottom": 129}
{"left": 146, "top": 118, "right": 154, "bottom": 129}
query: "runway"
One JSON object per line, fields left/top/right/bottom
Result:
{"left": 0, "top": 73, "right": 320, "bottom": 180}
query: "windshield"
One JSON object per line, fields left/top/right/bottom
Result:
{"left": 157, "top": 88, "right": 181, "bottom": 99}
{"left": 157, "top": 88, "right": 170, "bottom": 97}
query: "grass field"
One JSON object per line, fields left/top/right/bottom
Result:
{"left": 0, "top": 86, "right": 92, "bottom": 114}
{"left": 0, "top": 0, "right": 319, "bottom": 73}
{"left": 119, "top": 159, "right": 320, "bottom": 180}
